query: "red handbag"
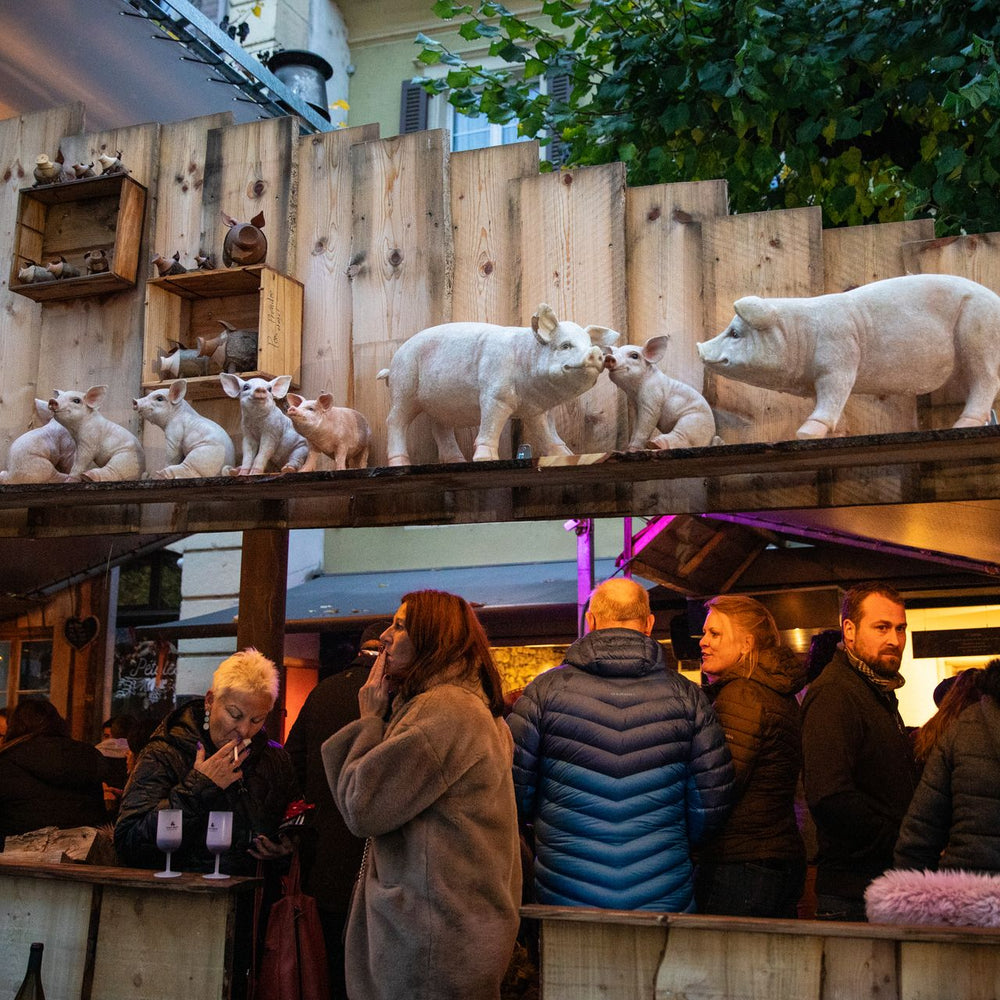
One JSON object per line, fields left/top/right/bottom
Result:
{"left": 254, "top": 851, "right": 330, "bottom": 1000}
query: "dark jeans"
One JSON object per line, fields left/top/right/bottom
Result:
{"left": 814, "top": 892, "right": 869, "bottom": 922}
{"left": 318, "top": 903, "right": 349, "bottom": 999}
{"left": 695, "top": 858, "right": 806, "bottom": 918}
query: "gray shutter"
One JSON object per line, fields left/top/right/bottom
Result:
{"left": 399, "top": 80, "right": 429, "bottom": 134}
{"left": 546, "top": 72, "right": 571, "bottom": 167}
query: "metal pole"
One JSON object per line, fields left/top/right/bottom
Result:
{"left": 575, "top": 518, "right": 595, "bottom": 637}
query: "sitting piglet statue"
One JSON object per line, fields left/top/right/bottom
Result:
{"left": 697, "top": 273, "right": 1000, "bottom": 439}
{"left": 133, "top": 380, "right": 235, "bottom": 478}
{"left": 285, "top": 392, "right": 371, "bottom": 471}
{"left": 605, "top": 337, "right": 721, "bottom": 450}
{"left": 48, "top": 386, "right": 145, "bottom": 481}
{"left": 378, "top": 303, "right": 619, "bottom": 464}
{"left": 219, "top": 373, "right": 309, "bottom": 475}
{"left": 0, "top": 399, "right": 76, "bottom": 483}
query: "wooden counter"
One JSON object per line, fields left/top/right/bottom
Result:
{"left": 522, "top": 903, "right": 1000, "bottom": 1000}
{"left": 0, "top": 858, "right": 259, "bottom": 1000}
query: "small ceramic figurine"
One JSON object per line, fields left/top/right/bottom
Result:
{"left": 197, "top": 321, "right": 259, "bottom": 374}
{"left": 46, "top": 257, "right": 81, "bottom": 279}
{"left": 48, "top": 386, "right": 145, "bottom": 482}
{"left": 151, "top": 252, "right": 188, "bottom": 277}
{"left": 221, "top": 211, "right": 267, "bottom": 267}
{"left": 698, "top": 273, "right": 1000, "bottom": 439}
{"left": 133, "top": 380, "right": 235, "bottom": 479}
{"left": 378, "top": 304, "right": 619, "bottom": 464}
{"left": 97, "top": 151, "right": 125, "bottom": 175}
{"left": 71, "top": 162, "right": 97, "bottom": 179}
{"left": 17, "top": 260, "right": 56, "bottom": 284}
{"left": 153, "top": 341, "right": 219, "bottom": 380}
{"left": 0, "top": 400, "right": 76, "bottom": 484}
{"left": 33, "top": 153, "right": 72, "bottom": 185}
{"left": 218, "top": 373, "right": 309, "bottom": 475}
{"left": 84, "top": 249, "right": 110, "bottom": 274}
{"left": 194, "top": 253, "right": 216, "bottom": 270}
{"left": 605, "top": 337, "right": 720, "bottom": 450}
{"left": 285, "top": 392, "right": 371, "bottom": 471}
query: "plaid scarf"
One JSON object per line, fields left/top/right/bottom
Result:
{"left": 844, "top": 643, "right": 905, "bottom": 694}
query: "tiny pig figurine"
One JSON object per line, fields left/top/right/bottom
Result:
{"left": 221, "top": 210, "right": 267, "bottom": 267}
{"left": 698, "top": 273, "right": 1000, "bottom": 439}
{"left": 153, "top": 341, "right": 219, "bottom": 380}
{"left": 605, "top": 337, "right": 721, "bottom": 450}
{"left": 97, "top": 151, "right": 125, "bottom": 175}
{"left": 17, "top": 260, "right": 55, "bottom": 284}
{"left": 84, "top": 249, "right": 110, "bottom": 274}
{"left": 47, "top": 256, "right": 81, "bottom": 279}
{"left": 33, "top": 153, "right": 72, "bottom": 185}
{"left": 197, "top": 321, "right": 259, "bottom": 374}
{"left": 0, "top": 399, "right": 76, "bottom": 484}
{"left": 48, "top": 386, "right": 146, "bottom": 482}
{"left": 285, "top": 392, "right": 371, "bottom": 471}
{"left": 133, "top": 380, "right": 235, "bottom": 478}
{"left": 71, "top": 162, "right": 97, "bottom": 179}
{"left": 151, "top": 251, "right": 188, "bottom": 277}
{"left": 378, "top": 303, "right": 619, "bottom": 464}
{"left": 219, "top": 373, "right": 309, "bottom": 475}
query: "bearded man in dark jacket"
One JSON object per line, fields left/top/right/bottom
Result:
{"left": 508, "top": 577, "right": 734, "bottom": 912}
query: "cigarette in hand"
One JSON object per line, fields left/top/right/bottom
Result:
{"left": 233, "top": 744, "right": 240, "bottom": 765}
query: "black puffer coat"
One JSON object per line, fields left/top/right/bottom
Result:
{"left": 114, "top": 698, "right": 297, "bottom": 874}
{"left": 698, "top": 646, "right": 807, "bottom": 863}
{"left": 895, "top": 696, "right": 1000, "bottom": 873}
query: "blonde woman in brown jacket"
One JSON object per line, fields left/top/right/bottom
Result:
{"left": 322, "top": 590, "right": 521, "bottom": 1000}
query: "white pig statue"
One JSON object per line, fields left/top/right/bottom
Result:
{"left": 0, "top": 399, "right": 76, "bottom": 483}
{"left": 285, "top": 392, "right": 371, "bottom": 471}
{"left": 377, "top": 304, "right": 619, "bottom": 464}
{"left": 605, "top": 337, "right": 721, "bottom": 450}
{"left": 133, "top": 380, "right": 235, "bottom": 479}
{"left": 698, "top": 273, "right": 1000, "bottom": 439}
{"left": 48, "top": 386, "right": 146, "bottom": 481}
{"left": 219, "top": 373, "right": 309, "bottom": 475}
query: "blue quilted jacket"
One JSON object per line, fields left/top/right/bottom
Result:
{"left": 509, "top": 629, "right": 734, "bottom": 911}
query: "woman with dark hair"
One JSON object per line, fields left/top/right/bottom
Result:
{"left": 912, "top": 668, "right": 983, "bottom": 767}
{"left": 322, "top": 590, "right": 521, "bottom": 1000}
{"left": 0, "top": 698, "right": 111, "bottom": 846}
{"left": 695, "top": 594, "right": 807, "bottom": 917}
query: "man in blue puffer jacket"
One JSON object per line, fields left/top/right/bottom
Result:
{"left": 508, "top": 577, "right": 734, "bottom": 912}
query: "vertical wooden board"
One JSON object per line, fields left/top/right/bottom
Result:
{"left": 823, "top": 220, "right": 935, "bottom": 437}
{"left": 201, "top": 116, "right": 297, "bottom": 275}
{"left": 349, "top": 131, "right": 452, "bottom": 467}
{"left": 38, "top": 122, "right": 160, "bottom": 437}
{"left": 518, "top": 164, "right": 629, "bottom": 456}
{"left": 0, "top": 875, "right": 92, "bottom": 999}
{"left": 626, "top": 179, "right": 729, "bottom": 392}
{"left": 448, "top": 141, "right": 539, "bottom": 464}
{"left": 702, "top": 208, "right": 824, "bottom": 445}
{"left": 150, "top": 112, "right": 234, "bottom": 269}
{"left": 901, "top": 232, "right": 1000, "bottom": 429}
{"left": 0, "top": 104, "right": 85, "bottom": 463}
{"left": 540, "top": 920, "right": 666, "bottom": 1000}
{"left": 899, "top": 941, "right": 1000, "bottom": 1000}
{"left": 294, "top": 124, "right": 379, "bottom": 438}
{"left": 819, "top": 935, "right": 898, "bottom": 1000}
{"left": 655, "top": 927, "right": 824, "bottom": 1000}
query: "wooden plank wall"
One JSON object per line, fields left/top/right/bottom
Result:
{"left": 3, "top": 103, "right": 1000, "bottom": 488}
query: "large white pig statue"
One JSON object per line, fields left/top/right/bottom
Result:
{"left": 219, "top": 373, "right": 309, "bottom": 475}
{"left": 377, "top": 304, "right": 619, "bottom": 465}
{"left": 605, "top": 337, "right": 720, "bottom": 450}
{"left": 0, "top": 400, "right": 76, "bottom": 483}
{"left": 133, "top": 380, "right": 235, "bottom": 478}
{"left": 697, "top": 274, "right": 1000, "bottom": 439}
{"left": 48, "top": 386, "right": 145, "bottom": 481}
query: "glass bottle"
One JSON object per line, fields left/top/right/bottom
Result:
{"left": 13, "top": 942, "right": 45, "bottom": 1000}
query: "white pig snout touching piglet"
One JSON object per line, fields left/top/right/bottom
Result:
{"left": 285, "top": 393, "right": 371, "bottom": 471}
{"left": 605, "top": 337, "right": 720, "bottom": 450}
{"left": 377, "top": 303, "right": 620, "bottom": 465}
{"left": 219, "top": 373, "right": 309, "bottom": 475}
{"left": 697, "top": 273, "right": 1000, "bottom": 439}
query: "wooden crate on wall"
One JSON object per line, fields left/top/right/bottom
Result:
{"left": 142, "top": 264, "right": 303, "bottom": 400}
{"left": 8, "top": 175, "right": 147, "bottom": 301}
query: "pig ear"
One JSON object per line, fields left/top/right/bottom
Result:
{"left": 250, "top": 212, "right": 265, "bottom": 229}
{"left": 271, "top": 375, "right": 292, "bottom": 398}
{"left": 168, "top": 380, "right": 187, "bottom": 403}
{"left": 218, "top": 319, "right": 236, "bottom": 332}
{"left": 532, "top": 304, "right": 558, "bottom": 342}
{"left": 220, "top": 210, "right": 237, "bottom": 229}
{"left": 734, "top": 296, "right": 778, "bottom": 330}
{"left": 285, "top": 393, "right": 303, "bottom": 408}
{"left": 219, "top": 372, "right": 242, "bottom": 398}
{"left": 586, "top": 325, "right": 620, "bottom": 349}
{"left": 84, "top": 386, "right": 108, "bottom": 409}
{"left": 317, "top": 392, "right": 334, "bottom": 410}
{"left": 642, "top": 336, "right": 669, "bottom": 364}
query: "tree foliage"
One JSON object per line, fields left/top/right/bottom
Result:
{"left": 416, "top": 0, "right": 1000, "bottom": 234}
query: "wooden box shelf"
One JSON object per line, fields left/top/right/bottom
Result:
{"left": 9, "top": 174, "right": 147, "bottom": 301}
{"left": 142, "top": 264, "right": 303, "bottom": 400}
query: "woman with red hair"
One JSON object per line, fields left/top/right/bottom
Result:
{"left": 322, "top": 590, "right": 521, "bottom": 1000}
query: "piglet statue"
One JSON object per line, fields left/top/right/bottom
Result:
{"left": 48, "top": 386, "right": 145, "bottom": 482}
{"left": 378, "top": 303, "right": 619, "bottom": 465}
{"left": 697, "top": 273, "right": 1000, "bottom": 439}
{"left": 285, "top": 392, "right": 371, "bottom": 471}
{"left": 221, "top": 211, "right": 267, "bottom": 267}
{"left": 605, "top": 337, "right": 721, "bottom": 450}
{"left": 133, "top": 380, "right": 235, "bottom": 479}
{"left": 219, "top": 373, "right": 309, "bottom": 475}
{"left": 0, "top": 399, "right": 76, "bottom": 484}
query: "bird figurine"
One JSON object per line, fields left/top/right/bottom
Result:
{"left": 84, "top": 249, "right": 110, "bottom": 274}
{"left": 151, "top": 251, "right": 188, "bottom": 277}
{"left": 97, "top": 150, "right": 125, "bottom": 175}
{"left": 18, "top": 259, "right": 56, "bottom": 283}
{"left": 46, "top": 256, "right": 81, "bottom": 279}
{"left": 33, "top": 153, "right": 72, "bottom": 186}
{"left": 71, "top": 162, "right": 97, "bottom": 179}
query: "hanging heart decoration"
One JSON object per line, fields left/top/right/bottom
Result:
{"left": 64, "top": 615, "right": 100, "bottom": 651}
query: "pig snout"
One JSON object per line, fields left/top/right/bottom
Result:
{"left": 696, "top": 339, "right": 729, "bottom": 366}
{"left": 603, "top": 353, "right": 617, "bottom": 371}
{"left": 564, "top": 345, "right": 606, "bottom": 372}
{"left": 48, "top": 398, "right": 59, "bottom": 412}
